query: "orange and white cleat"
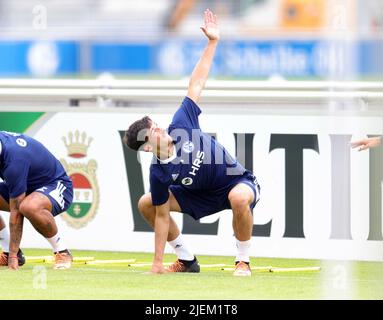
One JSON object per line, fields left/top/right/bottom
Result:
{"left": 233, "top": 261, "right": 251, "bottom": 277}
{"left": 53, "top": 249, "right": 73, "bottom": 270}
{"left": 0, "top": 252, "right": 8, "bottom": 266}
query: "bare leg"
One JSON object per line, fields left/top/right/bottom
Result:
{"left": 139, "top": 191, "right": 198, "bottom": 271}
{"left": 228, "top": 183, "right": 254, "bottom": 241}
{"left": 0, "top": 195, "right": 10, "bottom": 249}
{"left": 0, "top": 215, "right": 5, "bottom": 230}
{"left": 18, "top": 192, "right": 71, "bottom": 269}
{"left": 0, "top": 195, "right": 10, "bottom": 213}
{"left": 138, "top": 191, "right": 182, "bottom": 242}
{"left": 19, "top": 192, "right": 57, "bottom": 238}
{"left": 0, "top": 196, "right": 11, "bottom": 263}
{"left": 228, "top": 183, "right": 255, "bottom": 275}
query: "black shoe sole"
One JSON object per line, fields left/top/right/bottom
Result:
{"left": 18, "top": 250, "right": 25, "bottom": 266}
{"left": 185, "top": 262, "right": 200, "bottom": 273}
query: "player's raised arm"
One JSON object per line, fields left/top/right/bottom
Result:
{"left": 187, "top": 9, "right": 220, "bottom": 104}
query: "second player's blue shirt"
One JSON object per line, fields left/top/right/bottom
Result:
{"left": 149, "top": 96, "right": 249, "bottom": 206}
{"left": 0, "top": 131, "right": 68, "bottom": 198}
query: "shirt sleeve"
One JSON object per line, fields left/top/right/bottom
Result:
{"left": 149, "top": 170, "right": 171, "bottom": 206}
{"left": 170, "top": 96, "right": 202, "bottom": 129}
{"left": 3, "top": 157, "right": 30, "bottom": 198}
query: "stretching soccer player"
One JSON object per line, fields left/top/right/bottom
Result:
{"left": 123, "top": 9, "right": 260, "bottom": 276}
{"left": 0, "top": 131, "right": 73, "bottom": 270}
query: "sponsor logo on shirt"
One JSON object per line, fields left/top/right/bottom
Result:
{"left": 180, "top": 150, "right": 205, "bottom": 186}
{"left": 181, "top": 177, "right": 193, "bottom": 186}
{"left": 188, "top": 150, "right": 204, "bottom": 177}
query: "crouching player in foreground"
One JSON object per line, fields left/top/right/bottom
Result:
{"left": 123, "top": 9, "right": 260, "bottom": 276}
{"left": 0, "top": 131, "right": 73, "bottom": 270}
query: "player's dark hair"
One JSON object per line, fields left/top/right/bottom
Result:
{"left": 123, "top": 116, "right": 152, "bottom": 151}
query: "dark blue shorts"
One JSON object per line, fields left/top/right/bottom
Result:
{"left": 0, "top": 177, "right": 73, "bottom": 217}
{"left": 169, "top": 173, "right": 261, "bottom": 220}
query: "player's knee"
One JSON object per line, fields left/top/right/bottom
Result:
{"left": 229, "top": 191, "right": 251, "bottom": 212}
{"left": 19, "top": 199, "right": 40, "bottom": 218}
{"left": 138, "top": 194, "right": 154, "bottom": 216}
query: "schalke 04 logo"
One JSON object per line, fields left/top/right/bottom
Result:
{"left": 182, "top": 141, "right": 194, "bottom": 153}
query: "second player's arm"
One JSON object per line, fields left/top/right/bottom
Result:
{"left": 151, "top": 200, "right": 171, "bottom": 273}
{"left": 8, "top": 193, "right": 25, "bottom": 270}
{"left": 351, "top": 136, "right": 381, "bottom": 151}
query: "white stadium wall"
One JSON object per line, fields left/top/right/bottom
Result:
{"left": 2, "top": 109, "right": 383, "bottom": 262}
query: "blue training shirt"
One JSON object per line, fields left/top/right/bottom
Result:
{"left": 0, "top": 131, "right": 68, "bottom": 198}
{"left": 149, "top": 96, "right": 250, "bottom": 206}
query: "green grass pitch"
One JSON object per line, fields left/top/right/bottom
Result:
{"left": 0, "top": 249, "right": 382, "bottom": 300}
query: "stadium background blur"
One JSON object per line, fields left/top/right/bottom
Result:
{"left": 0, "top": 0, "right": 381, "bottom": 80}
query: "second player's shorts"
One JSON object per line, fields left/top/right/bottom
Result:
{"left": 0, "top": 176, "right": 73, "bottom": 216}
{"left": 169, "top": 172, "right": 261, "bottom": 220}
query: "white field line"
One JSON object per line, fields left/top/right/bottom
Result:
{"left": 270, "top": 267, "right": 321, "bottom": 273}
{"left": 85, "top": 259, "right": 136, "bottom": 265}
{"left": 222, "top": 266, "right": 273, "bottom": 271}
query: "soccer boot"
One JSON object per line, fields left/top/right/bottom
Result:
{"left": 233, "top": 261, "right": 251, "bottom": 277}
{"left": 53, "top": 249, "right": 73, "bottom": 270}
{"left": 0, "top": 249, "right": 26, "bottom": 266}
{"left": 166, "top": 257, "right": 200, "bottom": 273}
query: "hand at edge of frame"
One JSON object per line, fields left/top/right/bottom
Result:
{"left": 350, "top": 137, "right": 381, "bottom": 151}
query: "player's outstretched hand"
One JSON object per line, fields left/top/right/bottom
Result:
{"left": 350, "top": 137, "right": 381, "bottom": 151}
{"left": 200, "top": 9, "right": 220, "bottom": 41}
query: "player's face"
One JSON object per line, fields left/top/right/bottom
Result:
{"left": 146, "top": 121, "right": 168, "bottom": 151}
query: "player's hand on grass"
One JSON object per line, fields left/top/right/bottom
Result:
{"left": 200, "top": 9, "right": 219, "bottom": 42}
{"left": 8, "top": 256, "right": 19, "bottom": 270}
{"left": 350, "top": 137, "right": 381, "bottom": 151}
{"left": 149, "top": 263, "right": 168, "bottom": 274}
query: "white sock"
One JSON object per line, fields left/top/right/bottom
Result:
{"left": 168, "top": 234, "right": 194, "bottom": 261}
{"left": 46, "top": 232, "right": 67, "bottom": 253}
{"left": 0, "top": 227, "right": 10, "bottom": 252}
{"left": 235, "top": 238, "right": 251, "bottom": 263}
